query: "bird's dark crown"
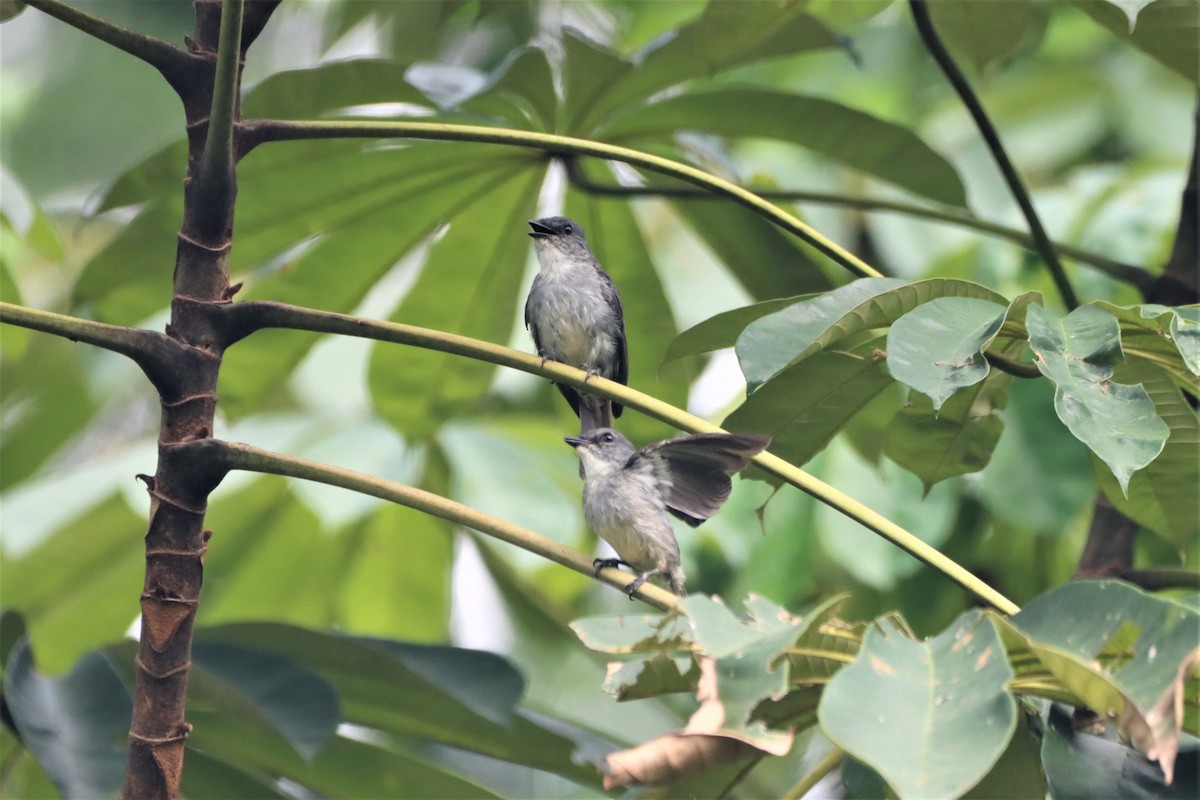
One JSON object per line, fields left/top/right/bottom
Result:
{"left": 528, "top": 216, "right": 586, "bottom": 240}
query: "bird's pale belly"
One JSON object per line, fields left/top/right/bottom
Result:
{"left": 583, "top": 480, "right": 659, "bottom": 571}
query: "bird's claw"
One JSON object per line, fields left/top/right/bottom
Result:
{"left": 625, "top": 576, "right": 647, "bottom": 599}
{"left": 592, "top": 557, "right": 627, "bottom": 578}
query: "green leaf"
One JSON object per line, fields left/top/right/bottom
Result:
{"left": 569, "top": 1, "right": 841, "bottom": 133}
{"left": 205, "top": 623, "right": 599, "bottom": 785}
{"left": 242, "top": 59, "right": 435, "bottom": 119}
{"left": 603, "top": 654, "right": 701, "bottom": 701}
{"left": 886, "top": 293, "right": 1031, "bottom": 411}
{"left": 927, "top": 0, "right": 1050, "bottom": 73}
{"left": 884, "top": 376, "right": 1008, "bottom": 492}
{"left": 663, "top": 294, "right": 813, "bottom": 366}
{"left": 738, "top": 277, "right": 907, "bottom": 388}
{"left": 1093, "top": 360, "right": 1199, "bottom": 548}
{"left": 670, "top": 200, "right": 834, "bottom": 300}
{"left": 366, "top": 163, "right": 543, "bottom": 436}
{"left": 978, "top": 377, "right": 1096, "bottom": 535}
{"left": 819, "top": 611, "right": 1017, "bottom": 800}
{"left": 1009, "top": 580, "right": 1200, "bottom": 782}
{"left": 738, "top": 278, "right": 1006, "bottom": 390}
{"left": 726, "top": 333, "right": 895, "bottom": 470}
{"left": 600, "top": 89, "right": 967, "bottom": 206}
{"left": 0, "top": 493, "right": 144, "bottom": 673}
{"left": 1026, "top": 303, "right": 1170, "bottom": 493}
{"left": 462, "top": 47, "right": 558, "bottom": 130}
{"left": 189, "top": 642, "right": 340, "bottom": 761}
{"left": 815, "top": 439, "right": 959, "bottom": 590}
{"left": 1041, "top": 703, "right": 1199, "bottom": 800}
{"left": 3, "top": 638, "right": 129, "bottom": 799}
{"left": 1073, "top": 0, "right": 1199, "bottom": 84}
{"left": 336, "top": 501, "right": 453, "bottom": 643}
{"left": 1098, "top": 301, "right": 1200, "bottom": 381}
{"left": 570, "top": 611, "right": 692, "bottom": 655}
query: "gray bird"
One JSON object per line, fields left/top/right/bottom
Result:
{"left": 526, "top": 216, "right": 628, "bottom": 433}
{"left": 565, "top": 427, "right": 771, "bottom": 597}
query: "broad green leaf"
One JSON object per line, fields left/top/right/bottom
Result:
{"left": 927, "top": 0, "right": 1050, "bottom": 73}
{"left": 0, "top": 336, "right": 97, "bottom": 489}
{"left": 662, "top": 294, "right": 812, "bottom": 366}
{"left": 1026, "top": 303, "right": 1170, "bottom": 493}
{"left": 819, "top": 612, "right": 1016, "bottom": 800}
{"left": 1099, "top": 0, "right": 1161, "bottom": 28}
{"left": 884, "top": 375, "right": 1008, "bottom": 492}
{"left": 570, "top": 2, "right": 841, "bottom": 133}
{"left": 886, "top": 294, "right": 1024, "bottom": 411}
{"left": 726, "top": 333, "right": 894, "bottom": 471}
{"left": 570, "top": 611, "right": 692, "bottom": 655}
{"left": 462, "top": 47, "right": 558, "bottom": 130}
{"left": 0, "top": 493, "right": 143, "bottom": 674}
{"left": 1099, "top": 301, "right": 1200, "bottom": 381}
{"left": 3, "top": 638, "right": 129, "bottom": 799}
{"left": 978, "top": 377, "right": 1096, "bottom": 535}
{"left": 961, "top": 713, "right": 1047, "bottom": 800}
{"left": 1041, "top": 703, "right": 1199, "bottom": 800}
{"left": 1093, "top": 360, "right": 1199, "bottom": 548}
{"left": 180, "top": 751, "right": 287, "bottom": 799}
{"left": 561, "top": 29, "right": 634, "bottom": 134}
{"left": 199, "top": 479, "right": 348, "bottom": 628}
{"left": 243, "top": 59, "right": 435, "bottom": 119}
{"left": 670, "top": 200, "right": 834, "bottom": 300}
{"left": 336, "top": 501, "right": 453, "bottom": 643}
{"left": 367, "top": 163, "right": 543, "bottom": 436}
{"left": 600, "top": 89, "right": 967, "bottom": 206}
{"left": 189, "top": 642, "right": 340, "bottom": 761}
{"left": 769, "top": 595, "right": 859, "bottom": 685}
{"left": 1073, "top": 0, "right": 1199, "bottom": 84}
{"left": 738, "top": 277, "right": 907, "bottom": 388}
{"left": 806, "top": 0, "right": 895, "bottom": 30}
{"left": 206, "top": 623, "right": 600, "bottom": 785}
{"left": 739, "top": 278, "right": 1006, "bottom": 390}
{"left": 1009, "top": 580, "right": 1200, "bottom": 782}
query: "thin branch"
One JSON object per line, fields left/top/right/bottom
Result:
{"left": 191, "top": 438, "right": 681, "bottom": 610}
{"left": 782, "top": 747, "right": 845, "bottom": 800}
{"left": 1116, "top": 567, "right": 1200, "bottom": 592}
{"left": 909, "top": 0, "right": 1079, "bottom": 310}
{"left": 222, "top": 300, "right": 1021, "bottom": 616}
{"left": 240, "top": 0, "right": 281, "bottom": 53}
{"left": 194, "top": 0, "right": 243, "bottom": 237}
{"left": 237, "top": 118, "right": 884, "bottom": 281}
{"left": 562, "top": 157, "right": 1153, "bottom": 290}
{"left": 1151, "top": 90, "right": 1199, "bottom": 306}
{"left": 24, "top": 0, "right": 198, "bottom": 87}
{"left": 0, "top": 301, "right": 199, "bottom": 397}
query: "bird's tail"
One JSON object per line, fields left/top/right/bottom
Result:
{"left": 577, "top": 395, "right": 614, "bottom": 435}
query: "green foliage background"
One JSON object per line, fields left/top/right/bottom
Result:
{"left": 1, "top": 0, "right": 1196, "bottom": 797}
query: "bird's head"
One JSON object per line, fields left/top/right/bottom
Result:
{"left": 564, "top": 427, "right": 634, "bottom": 474}
{"left": 528, "top": 216, "right": 591, "bottom": 261}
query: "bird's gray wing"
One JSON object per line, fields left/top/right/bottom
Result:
{"left": 627, "top": 433, "right": 771, "bottom": 527}
{"left": 598, "top": 267, "right": 628, "bottom": 417}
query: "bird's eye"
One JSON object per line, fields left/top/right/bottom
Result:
{"left": 564, "top": 225, "right": 573, "bottom": 235}
{"left": 602, "top": 432, "right": 614, "bottom": 442}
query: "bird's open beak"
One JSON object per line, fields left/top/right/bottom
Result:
{"left": 528, "top": 220, "right": 554, "bottom": 239}
{"left": 563, "top": 436, "right": 585, "bottom": 448}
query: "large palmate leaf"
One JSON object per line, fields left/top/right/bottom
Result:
{"left": 1073, "top": 0, "right": 1199, "bottom": 84}
{"left": 1026, "top": 304, "right": 1170, "bottom": 492}
{"left": 564, "top": 2, "right": 842, "bottom": 134}
{"left": 928, "top": 0, "right": 1050, "bottom": 73}
{"left": 663, "top": 294, "right": 814, "bottom": 366}
{"left": 599, "top": 89, "right": 967, "bottom": 206}
{"left": 819, "top": 612, "right": 1016, "bottom": 800}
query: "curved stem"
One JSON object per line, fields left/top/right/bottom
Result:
{"left": 201, "top": 439, "right": 681, "bottom": 611}
{"left": 909, "top": 0, "right": 1079, "bottom": 310}
{"left": 195, "top": 0, "right": 242, "bottom": 231}
{"left": 782, "top": 747, "right": 845, "bottom": 800}
{"left": 224, "top": 300, "right": 1021, "bottom": 616}
{"left": 984, "top": 349, "right": 1041, "bottom": 379}
{"left": 238, "top": 118, "right": 883, "bottom": 280}
{"left": 562, "top": 157, "right": 1152, "bottom": 289}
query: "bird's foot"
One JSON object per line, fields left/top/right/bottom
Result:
{"left": 625, "top": 575, "right": 648, "bottom": 599}
{"left": 581, "top": 364, "right": 598, "bottom": 384}
{"left": 592, "top": 557, "right": 629, "bottom": 577}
